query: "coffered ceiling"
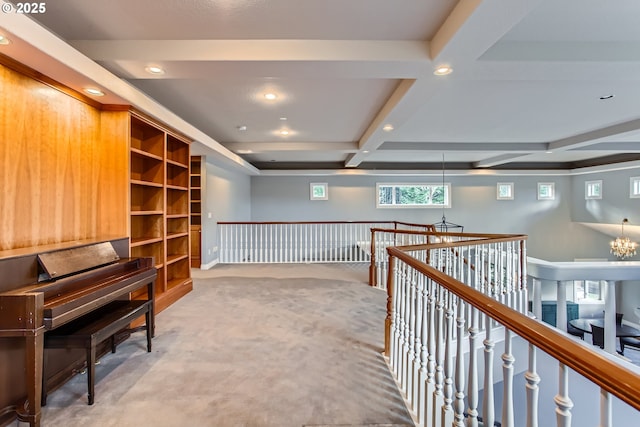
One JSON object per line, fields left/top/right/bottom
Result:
{"left": 3, "top": 0, "right": 640, "bottom": 173}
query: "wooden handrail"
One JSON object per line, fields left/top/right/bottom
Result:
{"left": 386, "top": 246, "right": 640, "bottom": 412}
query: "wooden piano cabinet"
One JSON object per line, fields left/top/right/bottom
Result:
{"left": 0, "top": 293, "right": 44, "bottom": 427}
{"left": 0, "top": 238, "right": 156, "bottom": 427}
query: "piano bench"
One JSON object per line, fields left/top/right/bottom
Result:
{"left": 42, "top": 299, "right": 153, "bottom": 406}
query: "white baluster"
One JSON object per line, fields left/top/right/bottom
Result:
{"left": 453, "top": 299, "right": 466, "bottom": 427}
{"left": 502, "top": 329, "right": 514, "bottom": 427}
{"left": 399, "top": 263, "right": 408, "bottom": 389}
{"left": 432, "top": 286, "right": 445, "bottom": 427}
{"left": 554, "top": 363, "right": 573, "bottom": 427}
{"left": 390, "top": 258, "right": 401, "bottom": 375}
{"left": 525, "top": 343, "right": 540, "bottom": 427}
{"left": 406, "top": 268, "right": 416, "bottom": 405}
{"left": 425, "top": 278, "right": 437, "bottom": 426}
{"left": 413, "top": 271, "right": 423, "bottom": 411}
{"left": 417, "top": 275, "right": 428, "bottom": 426}
{"left": 441, "top": 292, "right": 454, "bottom": 427}
{"left": 482, "top": 315, "right": 495, "bottom": 427}
{"left": 600, "top": 389, "right": 612, "bottom": 427}
{"left": 466, "top": 306, "right": 479, "bottom": 427}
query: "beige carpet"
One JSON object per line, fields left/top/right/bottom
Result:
{"left": 38, "top": 264, "right": 413, "bottom": 427}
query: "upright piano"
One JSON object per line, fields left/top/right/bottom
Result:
{"left": 0, "top": 238, "right": 157, "bottom": 427}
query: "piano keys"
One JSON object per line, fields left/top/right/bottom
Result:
{"left": 0, "top": 238, "right": 156, "bottom": 427}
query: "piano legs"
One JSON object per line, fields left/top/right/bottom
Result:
{"left": 17, "top": 330, "right": 44, "bottom": 427}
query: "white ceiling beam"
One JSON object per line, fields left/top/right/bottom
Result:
{"left": 71, "top": 40, "right": 430, "bottom": 62}
{"left": 548, "top": 118, "right": 640, "bottom": 152}
{"left": 224, "top": 141, "right": 357, "bottom": 153}
{"left": 379, "top": 142, "right": 547, "bottom": 152}
{"left": 345, "top": 79, "right": 417, "bottom": 167}
{"left": 473, "top": 152, "right": 537, "bottom": 168}
{"left": 429, "top": 0, "right": 546, "bottom": 62}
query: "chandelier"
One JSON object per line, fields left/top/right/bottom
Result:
{"left": 610, "top": 218, "right": 637, "bottom": 259}
{"left": 432, "top": 153, "right": 463, "bottom": 233}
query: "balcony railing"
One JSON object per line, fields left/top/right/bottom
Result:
{"left": 217, "top": 221, "right": 433, "bottom": 264}
{"left": 385, "top": 238, "right": 640, "bottom": 427}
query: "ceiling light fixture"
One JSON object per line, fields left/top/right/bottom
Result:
{"left": 382, "top": 124, "right": 394, "bottom": 132}
{"left": 83, "top": 88, "right": 105, "bottom": 96}
{"left": 610, "top": 218, "right": 637, "bottom": 259}
{"left": 237, "top": 125, "right": 247, "bottom": 131}
{"left": 280, "top": 117, "right": 287, "bottom": 121}
{"left": 434, "top": 65, "right": 453, "bottom": 76}
{"left": 145, "top": 65, "right": 165, "bottom": 75}
{"left": 264, "top": 93, "right": 277, "bottom": 100}
{"left": 280, "top": 130, "right": 289, "bottom": 136}
{"left": 0, "top": 35, "right": 10, "bottom": 45}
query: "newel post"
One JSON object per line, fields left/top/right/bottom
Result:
{"left": 384, "top": 254, "right": 396, "bottom": 357}
{"left": 369, "top": 229, "right": 377, "bottom": 287}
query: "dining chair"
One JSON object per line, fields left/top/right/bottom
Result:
{"left": 591, "top": 324, "right": 605, "bottom": 349}
{"left": 620, "top": 336, "right": 640, "bottom": 356}
{"left": 567, "top": 321, "right": 584, "bottom": 340}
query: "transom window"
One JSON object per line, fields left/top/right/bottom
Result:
{"left": 376, "top": 183, "right": 450, "bottom": 208}
{"left": 585, "top": 180, "right": 602, "bottom": 200}
{"left": 631, "top": 176, "right": 640, "bottom": 198}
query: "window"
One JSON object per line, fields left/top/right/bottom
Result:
{"left": 585, "top": 180, "right": 602, "bottom": 200}
{"left": 310, "top": 183, "right": 328, "bottom": 200}
{"left": 376, "top": 183, "right": 450, "bottom": 208}
{"left": 574, "top": 280, "right": 603, "bottom": 302}
{"left": 537, "top": 182, "right": 555, "bottom": 200}
{"left": 497, "top": 183, "right": 514, "bottom": 200}
{"left": 631, "top": 176, "right": 640, "bottom": 198}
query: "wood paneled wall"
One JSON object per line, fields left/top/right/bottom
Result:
{"left": 0, "top": 63, "right": 129, "bottom": 251}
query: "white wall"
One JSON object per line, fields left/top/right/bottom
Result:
{"left": 200, "top": 159, "right": 251, "bottom": 266}
{"left": 250, "top": 174, "right": 610, "bottom": 261}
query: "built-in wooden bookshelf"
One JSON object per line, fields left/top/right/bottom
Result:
{"left": 130, "top": 114, "right": 193, "bottom": 312}
{"left": 190, "top": 156, "right": 202, "bottom": 267}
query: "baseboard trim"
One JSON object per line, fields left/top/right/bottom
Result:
{"left": 200, "top": 258, "right": 219, "bottom": 270}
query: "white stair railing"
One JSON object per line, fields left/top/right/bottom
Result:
{"left": 217, "top": 220, "right": 432, "bottom": 265}
{"left": 385, "top": 244, "right": 640, "bottom": 427}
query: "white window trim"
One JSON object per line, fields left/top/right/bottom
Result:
{"left": 376, "top": 182, "right": 451, "bottom": 208}
{"left": 496, "top": 182, "right": 514, "bottom": 200}
{"left": 585, "top": 180, "right": 602, "bottom": 200}
{"left": 537, "top": 182, "right": 555, "bottom": 200}
{"left": 310, "top": 183, "right": 328, "bottom": 200}
{"left": 631, "top": 176, "right": 640, "bottom": 198}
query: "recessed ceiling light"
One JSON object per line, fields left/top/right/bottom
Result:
{"left": 0, "top": 35, "right": 10, "bottom": 45}
{"left": 599, "top": 94, "right": 614, "bottom": 100}
{"left": 546, "top": 150, "right": 553, "bottom": 154}
{"left": 236, "top": 149, "right": 253, "bottom": 154}
{"left": 145, "top": 65, "right": 165, "bottom": 75}
{"left": 237, "top": 125, "right": 247, "bottom": 131}
{"left": 382, "top": 124, "right": 394, "bottom": 132}
{"left": 434, "top": 65, "right": 453, "bottom": 76}
{"left": 280, "top": 129, "right": 289, "bottom": 136}
{"left": 265, "top": 93, "right": 277, "bottom": 100}
{"left": 83, "top": 88, "right": 105, "bottom": 96}
{"left": 280, "top": 117, "right": 287, "bottom": 121}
